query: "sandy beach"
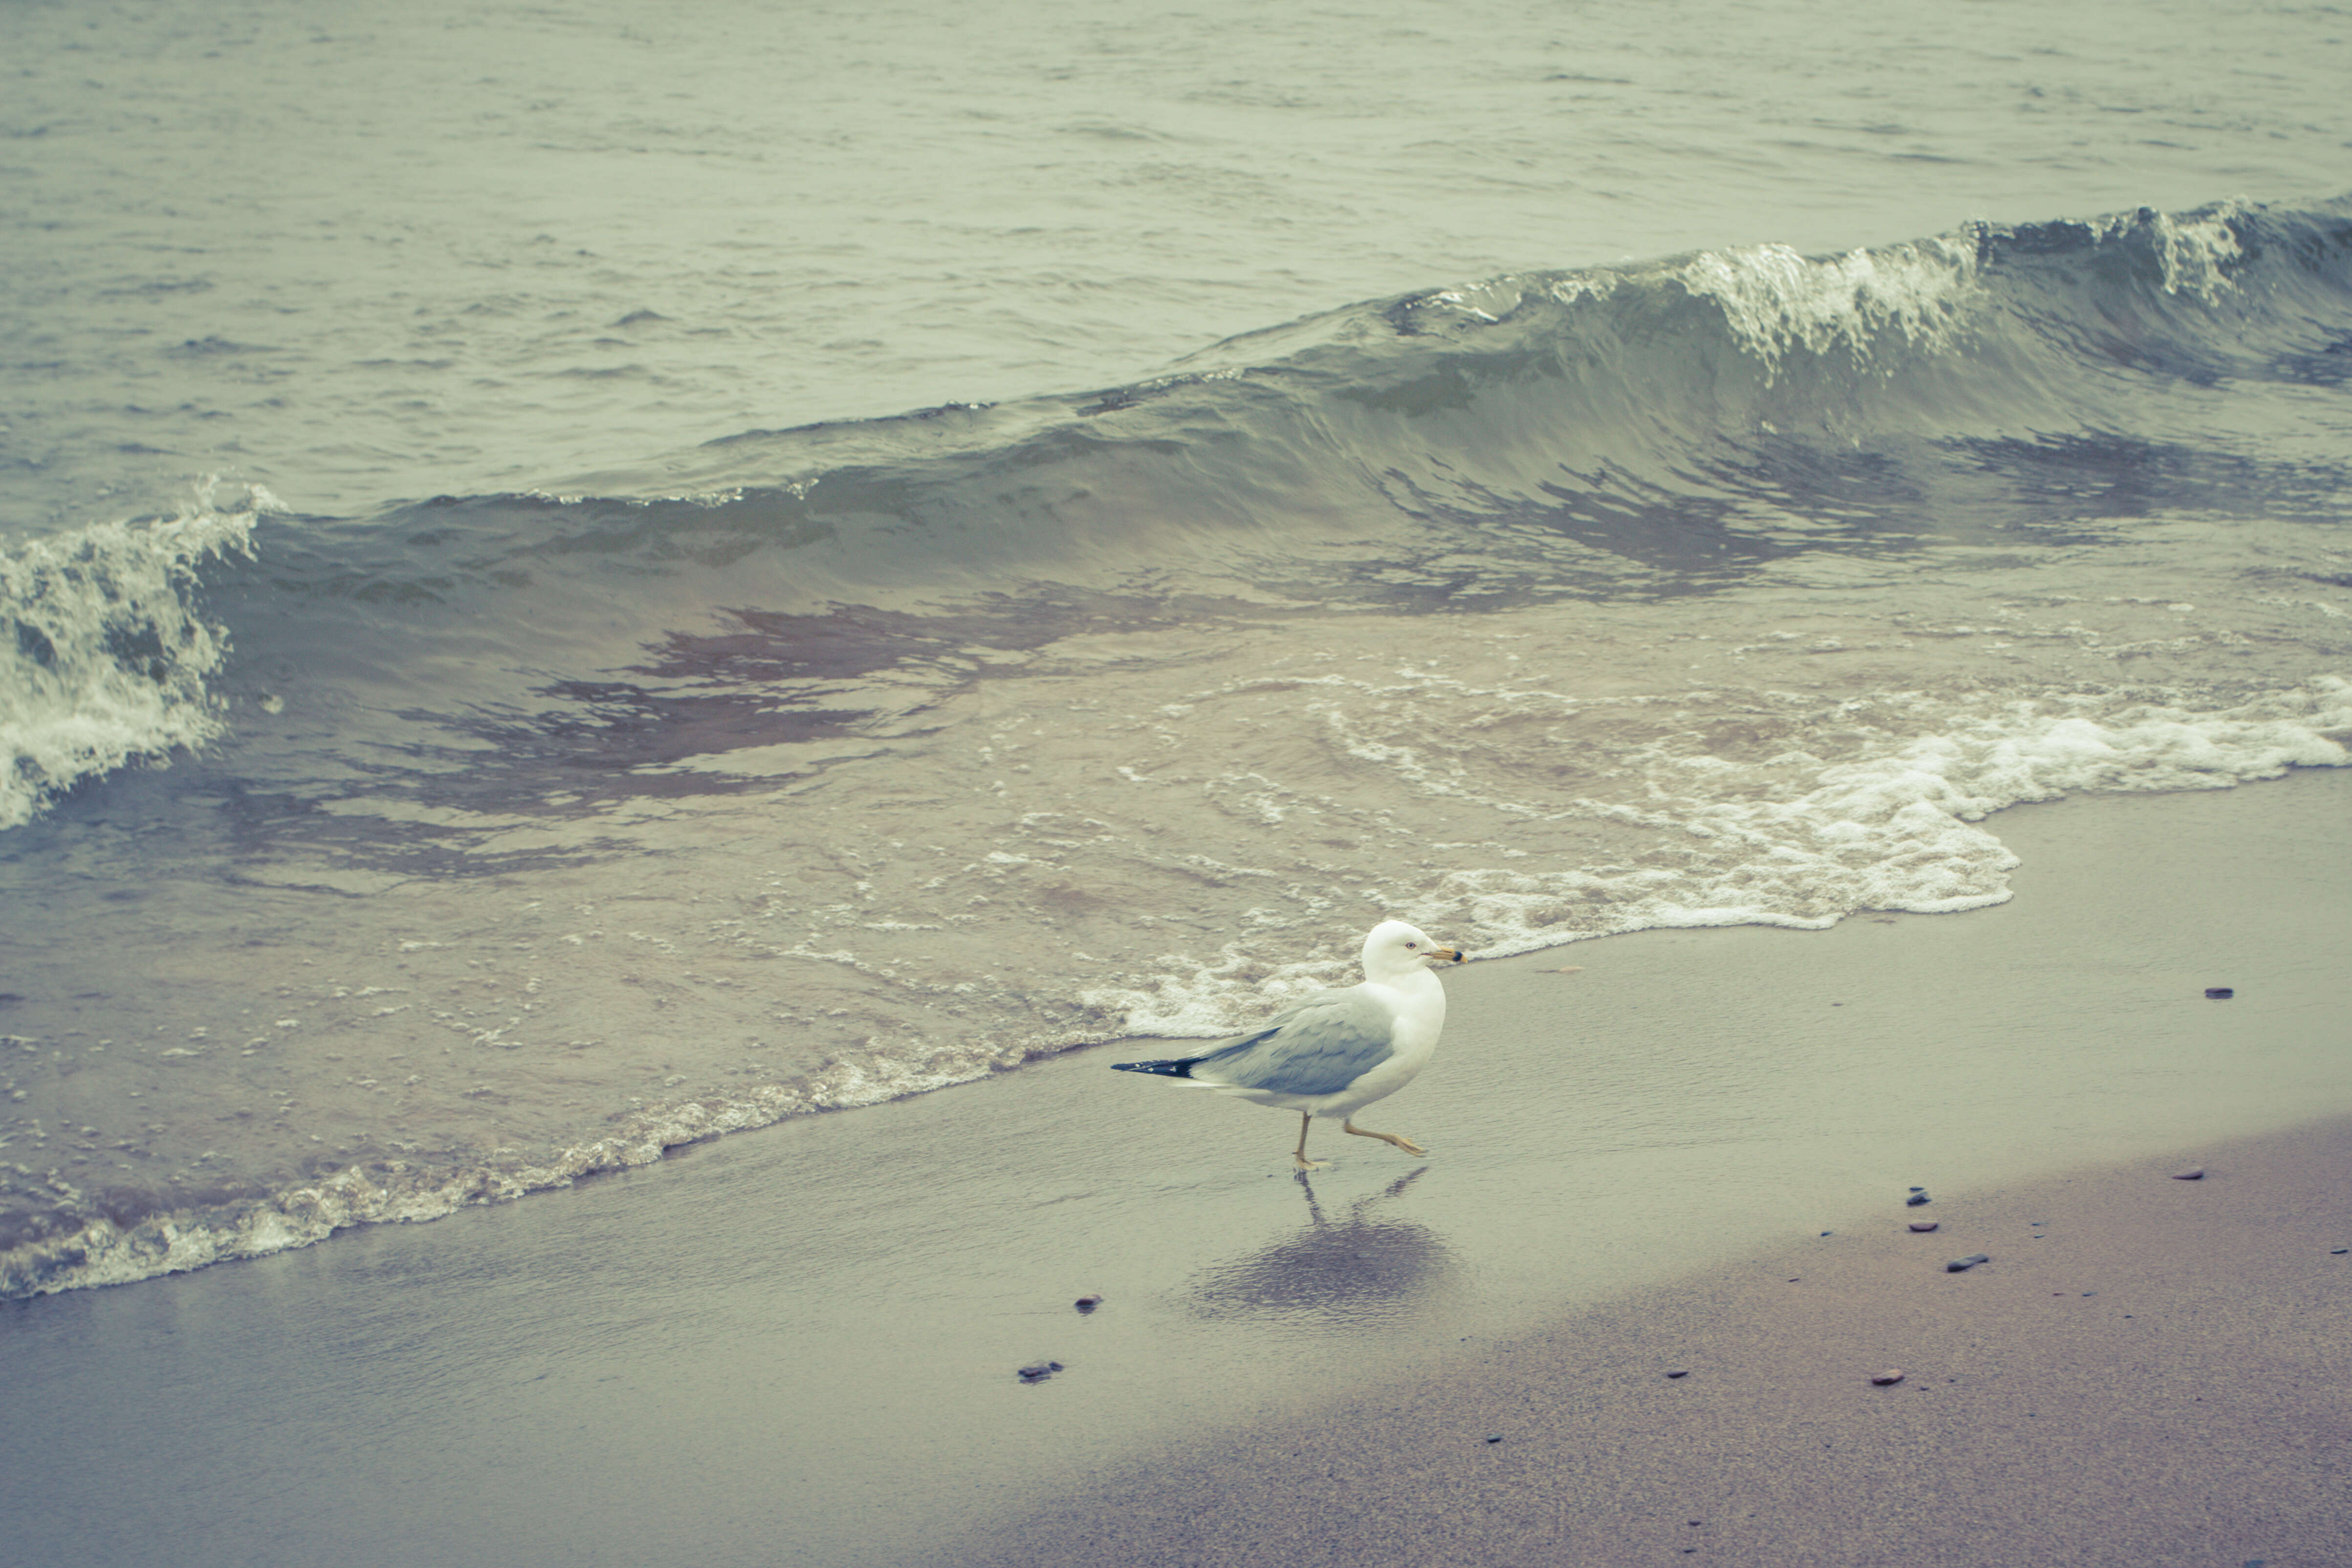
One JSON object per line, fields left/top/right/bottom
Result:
{"left": 944, "top": 1117, "right": 2352, "bottom": 1568}
{"left": 1, "top": 768, "right": 2347, "bottom": 1568}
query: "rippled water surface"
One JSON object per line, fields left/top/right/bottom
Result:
{"left": 7, "top": 0, "right": 2350, "bottom": 531}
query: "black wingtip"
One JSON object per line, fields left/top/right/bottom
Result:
{"left": 1110, "top": 1058, "right": 1196, "bottom": 1078}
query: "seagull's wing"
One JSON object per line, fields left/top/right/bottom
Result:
{"left": 1187, "top": 986, "right": 1401, "bottom": 1099}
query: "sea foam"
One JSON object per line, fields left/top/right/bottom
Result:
{"left": 0, "top": 484, "right": 265, "bottom": 830}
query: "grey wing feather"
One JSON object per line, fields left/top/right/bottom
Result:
{"left": 1189, "top": 988, "right": 1400, "bottom": 1098}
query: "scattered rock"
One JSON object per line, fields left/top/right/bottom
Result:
{"left": 1946, "top": 1254, "right": 1990, "bottom": 1273}
{"left": 1665, "top": 1369, "right": 1690, "bottom": 1379}
{"left": 1906, "top": 1192, "right": 1931, "bottom": 1207}
{"left": 1485, "top": 1434, "right": 1503, "bottom": 1443}
{"left": 2331, "top": 1248, "right": 2347, "bottom": 1256}
{"left": 1870, "top": 1369, "right": 1905, "bottom": 1386}
{"left": 1074, "top": 1294, "right": 1103, "bottom": 1313}
{"left": 1908, "top": 1221, "right": 1939, "bottom": 1233}
{"left": 2173, "top": 1169, "right": 2205, "bottom": 1181}
{"left": 2204, "top": 987, "right": 2233, "bottom": 999}
{"left": 1016, "top": 1361, "right": 1066, "bottom": 1384}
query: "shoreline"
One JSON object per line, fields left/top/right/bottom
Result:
{"left": 0, "top": 768, "right": 2346, "bottom": 1567}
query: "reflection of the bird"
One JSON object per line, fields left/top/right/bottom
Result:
{"left": 1187, "top": 1167, "right": 1453, "bottom": 1327}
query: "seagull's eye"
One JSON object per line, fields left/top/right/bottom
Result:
{"left": 1405, "top": 942, "right": 1417, "bottom": 949}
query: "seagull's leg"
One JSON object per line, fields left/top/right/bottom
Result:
{"left": 1342, "top": 1119, "right": 1427, "bottom": 1157}
{"left": 1292, "top": 1112, "right": 1329, "bottom": 1171}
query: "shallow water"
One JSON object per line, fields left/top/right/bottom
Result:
{"left": 3, "top": 0, "right": 2351, "bottom": 1296}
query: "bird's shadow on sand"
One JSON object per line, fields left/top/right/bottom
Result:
{"left": 1186, "top": 1167, "right": 1454, "bottom": 1328}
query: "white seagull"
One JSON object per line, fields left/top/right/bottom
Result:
{"left": 1111, "top": 919, "right": 1465, "bottom": 1170}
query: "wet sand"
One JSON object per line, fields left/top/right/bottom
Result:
{"left": 0, "top": 769, "right": 2347, "bottom": 1568}
{"left": 941, "top": 1117, "right": 2352, "bottom": 1568}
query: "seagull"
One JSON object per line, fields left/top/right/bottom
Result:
{"left": 1111, "top": 920, "right": 1464, "bottom": 1170}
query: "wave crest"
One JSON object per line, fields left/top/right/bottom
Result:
{"left": 0, "top": 482, "right": 267, "bottom": 830}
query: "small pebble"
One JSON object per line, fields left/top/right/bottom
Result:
{"left": 1665, "top": 1369, "right": 1690, "bottom": 1379}
{"left": 2173, "top": 1169, "right": 2205, "bottom": 1181}
{"left": 1015, "top": 1360, "right": 1067, "bottom": 1384}
{"left": 1906, "top": 1192, "right": 1931, "bottom": 1207}
{"left": 1908, "top": 1220, "right": 1939, "bottom": 1233}
{"left": 2331, "top": 1248, "right": 2347, "bottom": 1256}
{"left": 1947, "top": 1254, "right": 1990, "bottom": 1273}
{"left": 1870, "top": 1369, "right": 1905, "bottom": 1386}
{"left": 1485, "top": 1435, "right": 1503, "bottom": 1444}
{"left": 2204, "top": 987, "right": 2233, "bottom": 999}
{"left": 1074, "top": 1294, "right": 1103, "bottom": 1312}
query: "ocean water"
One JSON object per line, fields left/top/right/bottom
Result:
{"left": 3, "top": 0, "right": 2351, "bottom": 1299}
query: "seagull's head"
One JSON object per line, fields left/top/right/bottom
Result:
{"left": 1363, "top": 919, "right": 1464, "bottom": 980}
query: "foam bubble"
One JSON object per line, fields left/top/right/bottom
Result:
{"left": 0, "top": 1052, "right": 1094, "bottom": 1299}
{"left": 1674, "top": 236, "right": 1979, "bottom": 372}
{"left": 2122, "top": 199, "right": 2250, "bottom": 303}
{"left": 1080, "top": 677, "right": 2352, "bottom": 1027}
{"left": 0, "top": 482, "right": 265, "bottom": 830}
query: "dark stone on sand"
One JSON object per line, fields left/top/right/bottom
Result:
{"left": 1074, "top": 1295, "right": 1102, "bottom": 1312}
{"left": 2332, "top": 1248, "right": 2348, "bottom": 1255}
{"left": 1485, "top": 1435, "right": 1503, "bottom": 1443}
{"left": 2173, "top": 1169, "right": 2205, "bottom": 1180}
{"left": 1906, "top": 1192, "right": 1931, "bottom": 1206}
{"left": 1016, "top": 1360, "right": 1067, "bottom": 1383}
{"left": 1870, "top": 1369, "right": 1905, "bottom": 1385}
{"left": 2205, "top": 987, "right": 2234, "bottom": 998}
{"left": 1665, "top": 1369, "right": 1690, "bottom": 1378}
{"left": 1946, "top": 1254, "right": 1989, "bottom": 1272}
{"left": 1909, "top": 1220, "right": 1939, "bottom": 1233}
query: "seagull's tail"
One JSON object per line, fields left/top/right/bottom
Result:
{"left": 1110, "top": 1056, "right": 1198, "bottom": 1078}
